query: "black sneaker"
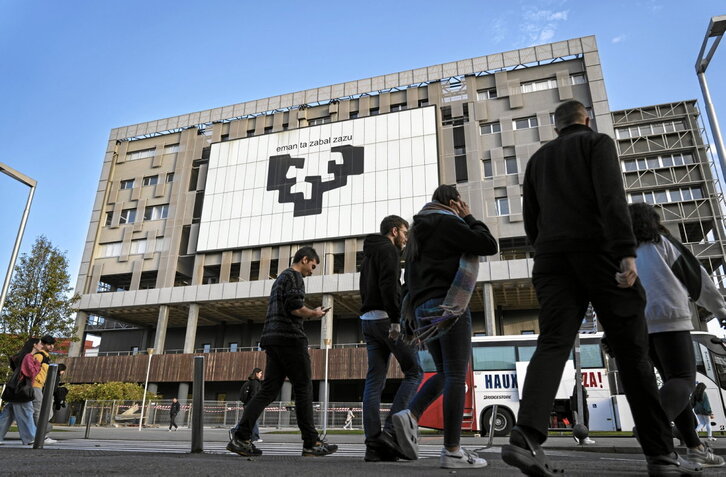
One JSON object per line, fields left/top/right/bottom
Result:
{"left": 302, "top": 438, "right": 338, "bottom": 457}
{"left": 226, "top": 435, "right": 262, "bottom": 457}
{"left": 364, "top": 445, "right": 398, "bottom": 462}
{"left": 377, "top": 430, "right": 407, "bottom": 460}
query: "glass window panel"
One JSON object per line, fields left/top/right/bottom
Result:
{"left": 655, "top": 191, "right": 668, "bottom": 203}
{"left": 472, "top": 345, "right": 516, "bottom": 371}
{"left": 683, "top": 154, "right": 694, "bottom": 164}
{"left": 580, "top": 344, "right": 604, "bottom": 368}
{"left": 662, "top": 155, "right": 674, "bottom": 167}
{"left": 681, "top": 188, "right": 692, "bottom": 200}
{"left": 483, "top": 159, "right": 493, "bottom": 178}
{"left": 624, "top": 160, "right": 637, "bottom": 172}
{"left": 692, "top": 187, "right": 703, "bottom": 199}
{"left": 652, "top": 123, "right": 665, "bottom": 135}
{"left": 631, "top": 193, "right": 644, "bottom": 203}
{"left": 637, "top": 159, "right": 647, "bottom": 170}
{"left": 644, "top": 192, "right": 655, "bottom": 204}
{"left": 505, "top": 157, "right": 518, "bottom": 174}
{"left": 669, "top": 189, "right": 682, "bottom": 201}
{"left": 616, "top": 129, "right": 629, "bottom": 139}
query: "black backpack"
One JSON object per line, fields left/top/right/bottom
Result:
{"left": 240, "top": 381, "right": 251, "bottom": 405}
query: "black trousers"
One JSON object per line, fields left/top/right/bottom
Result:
{"left": 649, "top": 331, "right": 700, "bottom": 448}
{"left": 234, "top": 343, "right": 318, "bottom": 447}
{"left": 517, "top": 252, "right": 673, "bottom": 457}
{"left": 169, "top": 413, "right": 177, "bottom": 429}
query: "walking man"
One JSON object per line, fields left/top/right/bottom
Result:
{"left": 501, "top": 100, "right": 702, "bottom": 476}
{"left": 359, "top": 215, "right": 422, "bottom": 461}
{"left": 168, "top": 398, "right": 180, "bottom": 431}
{"left": 226, "top": 247, "right": 338, "bottom": 458}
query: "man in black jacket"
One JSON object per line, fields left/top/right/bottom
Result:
{"left": 360, "top": 215, "right": 422, "bottom": 462}
{"left": 502, "top": 101, "right": 701, "bottom": 476}
{"left": 227, "top": 247, "right": 337, "bottom": 458}
{"left": 168, "top": 398, "right": 180, "bottom": 431}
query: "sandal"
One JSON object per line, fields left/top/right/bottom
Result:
{"left": 502, "top": 426, "right": 565, "bottom": 476}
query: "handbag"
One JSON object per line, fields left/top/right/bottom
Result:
{"left": 1, "top": 366, "right": 35, "bottom": 403}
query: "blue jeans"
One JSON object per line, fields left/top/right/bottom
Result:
{"left": 407, "top": 297, "right": 472, "bottom": 448}
{"left": 361, "top": 318, "right": 422, "bottom": 442}
{"left": 0, "top": 401, "right": 37, "bottom": 444}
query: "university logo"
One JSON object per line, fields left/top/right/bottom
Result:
{"left": 266, "top": 145, "right": 364, "bottom": 217}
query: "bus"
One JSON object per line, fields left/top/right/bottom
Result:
{"left": 417, "top": 331, "right": 726, "bottom": 436}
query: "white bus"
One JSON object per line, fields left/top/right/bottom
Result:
{"left": 417, "top": 331, "right": 726, "bottom": 436}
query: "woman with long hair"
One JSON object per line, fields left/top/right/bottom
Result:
{"left": 392, "top": 184, "right": 497, "bottom": 469}
{"left": 0, "top": 338, "right": 42, "bottom": 444}
{"left": 693, "top": 382, "right": 716, "bottom": 442}
{"left": 240, "top": 368, "right": 263, "bottom": 442}
{"left": 628, "top": 203, "right": 724, "bottom": 468}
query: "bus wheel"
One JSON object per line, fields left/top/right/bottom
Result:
{"left": 481, "top": 407, "right": 514, "bottom": 437}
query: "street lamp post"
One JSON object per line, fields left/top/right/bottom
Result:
{"left": 0, "top": 163, "right": 37, "bottom": 320}
{"left": 696, "top": 15, "right": 726, "bottom": 179}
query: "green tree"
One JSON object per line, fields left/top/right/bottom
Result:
{"left": 0, "top": 235, "right": 79, "bottom": 379}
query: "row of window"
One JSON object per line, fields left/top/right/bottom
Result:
{"left": 480, "top": 115, "right": 555, "bottom": 135}
{"left": 126, "top": 144, "right": 179, "bottom": 161}
{"left": 615, "top": 120, "right": 686, "bottom": 139}
{"left": 628, "top": 186, "right": 705, "bottom": 205}
{"left": 622, "top": 153, "right": 696, "bottom": 172}
{"left": 470, "top": 341, "right": 603, "bottom": 371}
{"left": 475, "top": 73, "right": 586, "bottom": 101}
{"left": 119, "top": 173, "right": 174, "bottom": 190}
{"left": 105, "top": 204, "right": 170, "bottom": 226}
{"left": 482, "top": 157, "right": 519, "bottom": 177}
{"left": 97, "top": 237, "right": 169, "bottom": 259}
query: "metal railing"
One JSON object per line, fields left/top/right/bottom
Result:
{"left": 92, "top": 343, "right": 367, "bottom": 357}
{"left": 78, "top": 399, "right": 379, "bottom": 430}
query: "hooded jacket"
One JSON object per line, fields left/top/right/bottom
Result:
{"left": 636, "top": 234, "right": 726, "bottom": 333}
{"left": 406, "top": 212, "right": 497, "bottom": 308}
{"left": 359, "top": 234, "right": 403, "bottom": 323}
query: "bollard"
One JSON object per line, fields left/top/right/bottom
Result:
{"left": 33, "top": 364, "right": 58, "bottom": 449}
{"left": 191, "top": 356, "right": 204, "bottom": 453}
{"left": 84, "top": 407, "right": 95, "bottom": 439}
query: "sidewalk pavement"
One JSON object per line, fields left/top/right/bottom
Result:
{"left": 4, "top": 425, "right": 724, "bottom": 454}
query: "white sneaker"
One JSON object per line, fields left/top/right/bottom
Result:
{"left": 254, "top": 439, "right": 263, "bottom": 443}
{"left": 44, "top": 438, "right": 58, "bottom": 444}
{"left": 440, "top": 447, "right": 488, "bottom": 469}
{"left": 708, "top": 437, "right": 717, "bottom": 442}
{"left": 583, "top": 437, "right": 596, "bottom": 445}
{"left": 392, "top": 410, "right": 419, "bottom": 460}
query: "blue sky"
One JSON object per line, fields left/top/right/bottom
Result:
{"left": 0, "top": 0, "right": 725, "bottom": 294}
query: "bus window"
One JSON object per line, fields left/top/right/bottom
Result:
{"left": 418, "top": 350, "right": 437, "bottom": 373}
{"left": 580, "top": 344, "right": 604, "bottom": 368}
{"left": 473, "top": 345, "right": 516, "bottom": 371}
{"left": 518, "top": 345, "right": 536, "bottom": 362}
{"left": 712, "top": 353, "right": 726, "bottom": 391}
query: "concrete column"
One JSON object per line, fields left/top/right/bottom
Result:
{"left": 483, "top": 282, "right": 496, "bottom": 336}
{"left": 320, "top": 252, "right": 335, "bottom": 349}
{"left": 153, "top": 305, "right": 170, "bottom": 354}
{"left": 183, "top": 304, "right": 200, "bottom": 354}
{"left": 281, "top": 381, "right": 292, "bottom": 401}
{"left": 69, "top": 311, "right": 88, "bottom": 357}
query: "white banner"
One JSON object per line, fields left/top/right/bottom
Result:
{"left": 197, "top": 107, "right": 439, "bottom": 250}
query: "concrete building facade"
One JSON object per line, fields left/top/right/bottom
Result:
{"left": 62, "top": 36, "right": 724, "bottom": 401}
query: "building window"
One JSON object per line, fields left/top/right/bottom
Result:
{"left": 105, "top": 211, "right": 113, "bottom": 226}
{"left": 480, "top": 122, "right": 501, "bottom": 135}
{"left": 119, "top": 208, "right": 136, "bottom": 224}
{"left": 230, "top": 343, "right": 238, "bottom": 352}
{"left": 455, "top": 155, "right": 468, "bottom": 183}
{"left": 131, "top": 346, "right": 139, "bottom": 355}
{"left": 166, "top": 172, "right": 175, "bottom": 183}
{"left": 119, "top": 179, "right": 135, "bottom": 190}
{"left": 126, "top": 147, "right": 156, "bottom": 161}
{"left": 144, "top": 204, "right": 169, "bottom": 221}
{"left": 98, "top": 242, "right": 122, "bottom": 258}
{"left": 496, "top": 197, "right": 510, "bottom": 216}
{"left": 246, "top": 129, "right": 255, "bottom": 137}
{"left": 570, "top": 73, "right": 587, "bottom": 85}
{"left": 264, "top": 126, "right": 273, "bottom": 134}
{"left": 203, "top": 344, "right": 211, "bottom": 353}
{"left": 521, "top": 78, "right": 557, "bottom": 94}
{"left": 164, "top": 144, "right": 179, "bottom": 154}
{"left": 628, "top": 186, "right": 704, "bottom": 204}
{"left": 505, "top": 157, "right": 518, "bottom": 174}
{"left": 513, "top": 117, "right": 538, "bottom": 130}
{"left": 142, "top": 175, "right": 159, "bottom": 186}
{"left": 417, "top": 98, "right": 429, "bottom": 107}
{"left": 369, "top": 107, "right": 380, "bottom": 116}
{"left": 483, "top": 159, "right": 493, "bottom": 178}
{"left": 477, "top": 88, "right": 497, "bottom": 101}
{"left": 622, "top": 153, "right": 695, "bottom": 172}
{"left": 349, "top": 111, "right": 359, "bottom": 119}
{"left": 390, "top": 103, "right": 406, "bottom": 112}
{"left": 308, "top": 117, "right": 331, "bottom": 126}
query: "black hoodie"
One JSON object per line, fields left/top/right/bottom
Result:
{"left": 360, "top": 234, "right": 403, "bottom": 323}
{"left": 406, "top": 213, "right": 497, "bottom": 308}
